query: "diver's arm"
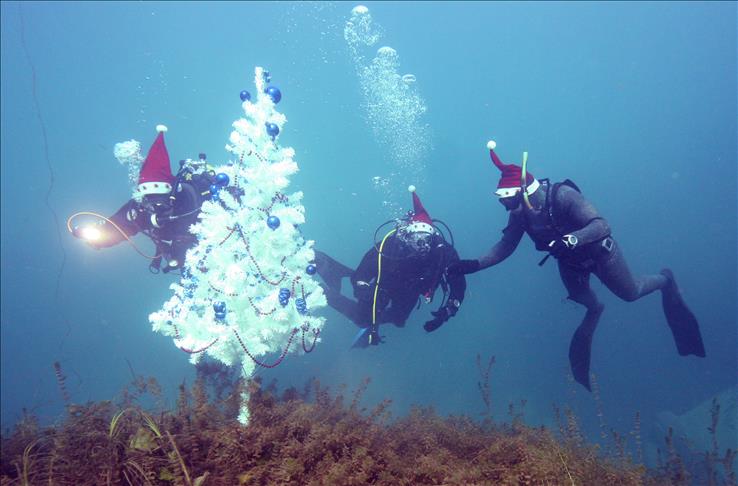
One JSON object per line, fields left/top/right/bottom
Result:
{"left": 91, "top": 200, "right": 140, "bottom": 249}
{"left": 478, "top": 213, "right": 525, "bottom": 269}
{"left": 557, "top": 186, "right": 610, "bottom": 245}
{"left": 445, "top": 248, "right": 466, "bottom": 304}
{"left": 423, "top": 247, "right": 467, "bottom": 332}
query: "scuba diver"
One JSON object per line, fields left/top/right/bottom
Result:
{"left": 70, "top": 125, "right": 219, "bottom": 273}
{"left": 447, "top": 141, "right": 705, "bottom": 390}
{"left": 314, "top": 187, "right": 466, "bottom": 347}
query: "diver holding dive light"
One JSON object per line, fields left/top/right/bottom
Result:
{"left": 69, "top": 125, "right": 225, "bottom": 274}
{"left": 447, "top": 141, "right": 706, "bottom": 391}
{"left": 314, "top": 187, "right": 466, "bottom": 348}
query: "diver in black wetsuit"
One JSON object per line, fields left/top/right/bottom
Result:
{"left": 72, "top": 126, "right": 216, "bottom": 273}
{"left": 314, "top": 189, "right": 466, "bottom": 347}
{"left": 448, "top": 141, "right": 705, "bottom": 390}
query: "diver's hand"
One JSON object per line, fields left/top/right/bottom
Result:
{"left": 446, "top": 259, "right": 480, "bottom": 276}
{"left": 547, "top": 235, "right": 578, "bottom": 258}
{"left": 423, "top": 302, "right": 458, "bottom": 333}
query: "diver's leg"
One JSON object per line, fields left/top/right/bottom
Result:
{"left": 323, "top": 289, "right": 370, "bottom": 329}
{"left": 594, "top": 244, "right": 705, "bottom": 357}
{"left": 594, "top": 242, "right": 667, "bottom": 302}
{"left": 383, "top": 293, "right": 418, "bottom": 327}
{"left": 314, "top": 250, "right": 354, "bottom": 293}
{"left": 351, "top": 292, "right": 390, "bottom": 347}
{"left": 559, "top": 262, "right": 604, "bottom": 391}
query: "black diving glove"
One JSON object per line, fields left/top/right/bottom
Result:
{"left": 446, "top": 259, "right": 480, "bottom": 276}
{"left": 423, "top": 300, "right": 460, "bottom": 333}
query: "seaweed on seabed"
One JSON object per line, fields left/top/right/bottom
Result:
{"left": 2, "top": 375, "right": 653, "bottom": 486}
{"left": 476, "top": 353, "right": 495, "bottom": 424}
{"left": 649, "top": 396, "right": 738, "bottom": 486}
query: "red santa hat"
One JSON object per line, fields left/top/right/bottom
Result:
{"left": 405, "top": 185, "right": 434, "bottom": 233}
{"left": 487, "top": 140, "right": 539, "bottom": 198}
{"left": 134, "top": 125, "right": 174, "bottom": 199}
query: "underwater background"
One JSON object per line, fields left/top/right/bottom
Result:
{"left": 1, "top": 0, "right": 736, "bottom": 471}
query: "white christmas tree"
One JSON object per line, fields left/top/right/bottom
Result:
{"left": 149, "top": 67, "right": 326, "bottom": 424}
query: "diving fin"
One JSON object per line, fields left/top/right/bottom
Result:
{"left": 314, "top": 250, "right": 354, "bottom": 292}
{"left": 351, "top": 328, "right": 371, "bottom": 349}
{"left": 568, "top": 304, "right": 604, "bottom": 391}
{"left": 660, "top": 269, "right": 706, "bottom": 358}
{"left": 350, "top": 326, "right": 381, "bottom": 349}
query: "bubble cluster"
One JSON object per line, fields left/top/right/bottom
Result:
{"left": 113, "top": 139, "right": 144, "bottom": 190}
{"left": 344, "top": 5, "right": 431, "bottom": 216}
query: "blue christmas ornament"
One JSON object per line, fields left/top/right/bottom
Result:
{"left": 210, "top": 184, "right": 221, "bottom": 195}
{"left": 239, "top": 90, "right": 251, "bottom": 102}
{"left": 279, "top": 288, "right": 291, "bottom": 306}
{"left": 295, "top": 298, "right": 308, "bottom": 315}
{"left": 306, "top": 264, "right": 317, "bottom": 275}
{"left": 265, "top": 86, "right": 282, "bottom": 104}
{"left": 215, "top": 311, "right": 226, "bottom": 321}
{"left": 215, "top": 173, "right": 230, "bottom": 186}
{"left": 211, "top": 193, "right": 220, "bottom": 202}
{"left": 266, "top": 215, "right": 280, "bottom": 230}
{"left": 213, "top": 301, "right": 226, "bottom": 313}
{"left": 265, "top": 122, "right": 280, "bottom": 139}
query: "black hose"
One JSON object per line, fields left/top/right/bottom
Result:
{"left": 19, "top": 3, "right": 66, "bottom": 300}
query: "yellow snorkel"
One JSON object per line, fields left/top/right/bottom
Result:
{"left": 521, "top": 151, "right": 533, "bottom": 210}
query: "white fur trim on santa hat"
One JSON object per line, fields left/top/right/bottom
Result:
{"left": 495, "top": 179, "right": 540, "bottom": 198}
{"left": 134, "top": 181, "right": 172, "bottom": 198}
{"left": 404, "top": 221, "right": 434, "bottom": 234}
{"left": 487, "top": 140, "right": 497, "bottom": 150}
{"left": 156, "top": 124, "right": 168, "bottom": 133}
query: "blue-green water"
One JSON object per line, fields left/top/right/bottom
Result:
{"left": 1, "top": 0, "right": 736, "bottom": 469}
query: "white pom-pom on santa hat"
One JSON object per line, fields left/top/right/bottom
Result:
{"left": 156, "top": 124, "right": 168, "bottom": 133}
{"left": 408, "top": 185, "right": 416, "bottom": 193}
{"left": 487, "top": 140, "right": 497, "bottom": 150}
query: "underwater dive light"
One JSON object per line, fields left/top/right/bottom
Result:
{"left": 72, "top": 224, "right": 103, "bottom": 242}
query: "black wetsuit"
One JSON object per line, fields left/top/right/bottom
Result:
{"left": 315, "top": 233, "right": 466, "bottom": 331}
{"left": 93, "top": 174, "right": 209, "bottom": 272}
{"left": 469, "top": 179, "right": 704, "bottom": 389}
{"left": 480, "top": 180, "right": 667, "bottom": 306}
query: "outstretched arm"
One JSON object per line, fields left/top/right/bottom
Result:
{"left": 90, "top": 200, "right": 141, "bottom": 249}
{"left": 478, "top": 214, "right": 525, "bottom": 269}
{"left": 446, "top": 213, "right": 525, "bottom": 276}
{"left": 445, "top": 247, "right": 467, "bottom": 303}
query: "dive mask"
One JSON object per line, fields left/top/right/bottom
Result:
{"left": 397, "top": 221, "right": 437, "bottom": 256}
{"left": 498, "top": 192, "right": 522, "bottom": 211}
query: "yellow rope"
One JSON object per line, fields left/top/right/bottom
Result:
{"left": 369, "top": 228, "right": 396, "bottom": 343}
{"left": 66, "top": 211, "right": 160, "bottom": 260}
